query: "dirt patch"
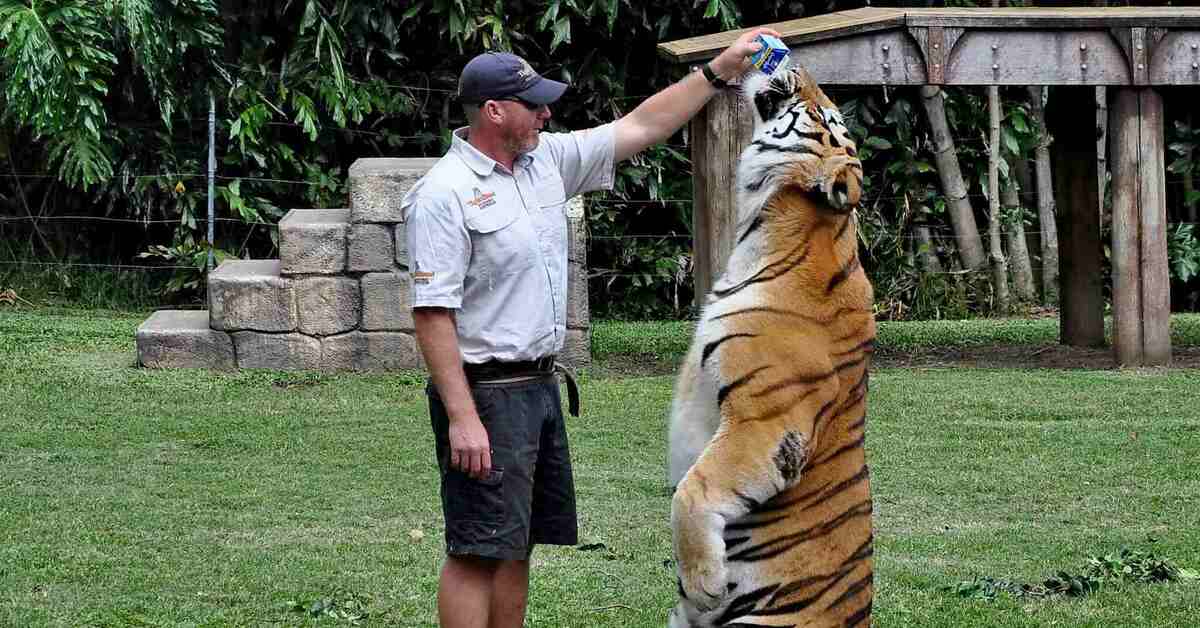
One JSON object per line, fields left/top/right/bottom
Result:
{"left": 593, "top": 345, "right": 1200, "bottom": 377}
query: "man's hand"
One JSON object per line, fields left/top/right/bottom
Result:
{"left": 448, "top": 414, "right": 492, "bottom": 480}
{"left": 709, "top": 27, "right": 783, "bottom": 80}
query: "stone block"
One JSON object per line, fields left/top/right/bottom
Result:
{"left": 567, "top": 263, "right": 589, "bottom": 329}
{"left": 393, "top": 221, "right": 409, "bottom": 268}
{"left": 560, "top": 328, "right": 591, "bottom": 369}
{"left": 349, "top": 222, "right": 396, "bottom": 272}
{"left": 278, "top": 209, "right": 349, "bottom": 275}
{"left": 349, "top": 158, "right": 438, "bottom": 223}
{"left": 361, "top": 272, "right": 414, "bottom": 331}
{"left": 136, "top": 310, "right": 235, "bottom": 370}
{"left": 296, "top": 277, "right": 361, "bottom": 336}
{"left": 566, "top": 198, "right": 587, "bottom": 265}
{"left": 323, "top": 331, "right": 423, "bottom": 371}
{"left": 232, "top": 332, "right": 322, "bottom": 370}
{"left": 209, "top": 260, "right": 297, "bottom": 332}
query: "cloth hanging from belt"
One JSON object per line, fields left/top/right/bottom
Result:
{"left": 462, "top": 356, "right": 580, "bottom": 417}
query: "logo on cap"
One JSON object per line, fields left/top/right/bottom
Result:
{"left": 516, "top": 58, "right": 537, "bottom": 86}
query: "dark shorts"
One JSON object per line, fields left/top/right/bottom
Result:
{"left": 428, "top": 375, "right": 578, "bottom": 560}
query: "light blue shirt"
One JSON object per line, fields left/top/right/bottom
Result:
{"left": 401, "top": 124, "right": 615, "bottom": 363}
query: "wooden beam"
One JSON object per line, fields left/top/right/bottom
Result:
{"left": 689, "top": 88, "right": 754, "bottom": 307}
{"left": 1046, "top": 86, "right": 1105, "bottom": 348}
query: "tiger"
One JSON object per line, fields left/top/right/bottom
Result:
{"left": 667, "top": 61, "right": 875, "bottom": 628}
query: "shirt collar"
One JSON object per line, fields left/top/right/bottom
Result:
{"left": 451, "top": 127, "right": 534, "bottom": 176}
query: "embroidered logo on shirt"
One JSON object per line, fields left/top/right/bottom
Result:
{"left": 412, "top": 271, "right": 435, "bottom": 284}
{"left": 466, "top": 187, "right": 497, "bottom": 210}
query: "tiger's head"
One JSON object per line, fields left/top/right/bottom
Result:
{"left": 738, "top": 62, "right": 862, "bottom": 212}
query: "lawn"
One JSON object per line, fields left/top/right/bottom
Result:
{"left": 2, "top": 308, "right": 1198, "bottom": 627}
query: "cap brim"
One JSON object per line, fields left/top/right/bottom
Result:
{"left": 515, "top": 77, "right": 568, "bottom": 105}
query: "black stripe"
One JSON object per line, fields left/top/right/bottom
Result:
{"left": 826, "top": 573, "right": 873, "bottom": 611}
{"left": 771, "top": 109, "right": 804, "bottom": 139}
{"left": 712, "top": 240, "right": 811, "bottom": 300}
{"left": 714, "top": 583, "right": 781, "bottom": 626}
{"left": 834, "top": 215, "right": 854, "bottom": 241}
{"left": 737, "top": 214, "right": 764, "bottom": 244}
{"left": 834, "top": 355, "right": 868, "bottom": 375}
{"left": 749, "top": 371, "right": 834, "bottom": 399}
{"left": 764, "top": 536, "right": 871, "bottom": 608}
{"left": 718, "top": 366, "right": 771, "bottom": 407}
{"left": 752, "top": 139, "right": 819, "bottom": 156}
{"left": 844, "top": 600, "right": 872, "bottom": 627}
{"left": 727, "top": 500, "right": 872, "bottom": 563}
{"left": 702, "top": 333, "right": 758, "bottom": 367}
{"left": 724, "top": 534, "right": 753, "bottom": 550}
{"left": 726, "top": 514, "right": 788, "bottom": 532}
{"left": 832, "top": 338, "right": 875, "bottom": 358}
{"left": 733, "top": 489, "right": 762, "bottom": 511}
{"left": 826, "top": 254, "right": 861, "bottom": 295}
{"left": 810, "top": 435, "right": 866, "bottom": 468}
{"left": 753, "top": 465, "right": 869, "bottom": 516}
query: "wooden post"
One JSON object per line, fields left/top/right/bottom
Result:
{"left": 689, "top": 86, "right": 754, "bottom": 307}
{"left": 1110, "top": 89, "right": 1143, "bottom": 364}
{"left": 1109, "top": 88, "right": 1172, "bottom": 365}
{"left": 1046, "top": 86, "right": 1105, "bottom": 347}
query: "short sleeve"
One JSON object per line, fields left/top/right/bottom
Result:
{"left": 403, "top": 195, "right": 469, "bottom": 309}
{"left": 535, "top": 122, "right": 616, "bottom": 198}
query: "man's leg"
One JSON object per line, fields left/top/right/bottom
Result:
{"left": 489, "top": 555, "right": 531, "bottom": 628}
{"left": 438, "top": 555, "right": 496, "bottom": 628}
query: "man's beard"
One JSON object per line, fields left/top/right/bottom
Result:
{"left": 503, "top": 127, "right": 539, "bottom": 155}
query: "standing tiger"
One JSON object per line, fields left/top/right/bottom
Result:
{"left": 668, "top": 61, "right": 875, "bottom": 628}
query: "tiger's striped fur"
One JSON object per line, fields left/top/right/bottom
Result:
{"left": 668, "top": 63, "right": 875, "bottom": 628}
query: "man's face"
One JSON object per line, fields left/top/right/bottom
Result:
{"left": 496, "top": 97, "right": 551, "bottom": 154}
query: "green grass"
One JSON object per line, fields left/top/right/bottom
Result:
{"left": 2, "top": 309, "right": 1199, "bottom": 627}
{"left": 593, "top": 313, "right": 1200, "bottom": 358}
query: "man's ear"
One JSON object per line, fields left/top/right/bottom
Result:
{"left": 483, "top": 100, "right": 505, "bottom": 124}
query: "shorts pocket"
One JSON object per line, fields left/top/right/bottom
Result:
{"left": 444, "top": 467, "right": 506, "bottom": 526}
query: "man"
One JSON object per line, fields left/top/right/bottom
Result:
{"left": 401, "top": 27, "right": 780, "bottom": 628}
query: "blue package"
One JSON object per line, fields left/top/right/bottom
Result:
{"left": 749, "top": 34, "right": 790, "bottom": 75}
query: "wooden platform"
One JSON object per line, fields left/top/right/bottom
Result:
{"left": 660, "top": 7, "right": 1200, "bottom": 65}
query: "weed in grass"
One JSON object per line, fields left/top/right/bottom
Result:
{"left": 945, "top": 546, "right": 1199, "bottom": 601}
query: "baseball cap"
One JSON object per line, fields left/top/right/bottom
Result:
{"left": 457, "top": 52, "right": 568, "bottom": 106}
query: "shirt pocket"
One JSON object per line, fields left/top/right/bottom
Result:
{"left": 534, "top": 177, "right": 568, "bottom": 244}
{"left": 465, "top": 202, "right": 535, "bottom": 275}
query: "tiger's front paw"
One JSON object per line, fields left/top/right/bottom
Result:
{"left": 678, "top": 557, "right": 729, "bottom": 612}
{"left": 822, "top": 156, "right": 862, "bottom": 211}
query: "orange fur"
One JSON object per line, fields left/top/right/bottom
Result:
{"left": 669, "top": 64, "right": 876, "bottom": 628}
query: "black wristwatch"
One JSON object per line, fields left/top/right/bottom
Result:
{"left": 701, "top": 63, "right": 729, "bottom": 89}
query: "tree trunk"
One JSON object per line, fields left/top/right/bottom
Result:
{"left": 920, "top": 85, "right": 987, "bottom": 270}
{"left": 1027, "top": 85, "right": 1060, "bottom": 305}
{"left": 914, "top": 225, "right": 943, "bottom": 273}
{"left": 1003, "top": 179, "right": 1037, "bottom": 302}
{"left": 988, "top": 84, "right": 1010, "bottom": 313}
{"left": 1097, "top": 86, "right": 1109, "bottom": 222}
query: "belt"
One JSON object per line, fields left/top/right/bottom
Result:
{"left": 462, "top": 356, "right": 580, "bottom": 417}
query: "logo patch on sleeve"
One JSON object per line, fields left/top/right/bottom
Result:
{"left": 412, "top": 271, "right": 435, "bottom": 284}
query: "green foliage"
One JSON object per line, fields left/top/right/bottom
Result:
{"left": 946, "top": 546, "right": 1199, "bottom": 602}
{"left": 1167, "top": 223, "right": 1200, "bottom": 284}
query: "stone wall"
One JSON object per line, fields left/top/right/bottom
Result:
{"left": 136, "top": 158, "right": 591, "bottom": 371}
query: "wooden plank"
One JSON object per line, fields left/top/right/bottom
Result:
{"left": 1046, "top": 86, "right": 1105, "bottom": 348}
{"left": 945, "top": 30, "right": 1129, "bottom": 86}
{"left": 1149, "top": 32, "right": 1200, "bottom": 85}
{"left": 689, "top": 88, "right": 754, "bottom": 306}
{"left": 1138, "top": 89, "right": 1172, "bottom": 365}
{"left": 1109, "top": 89, "right": 1143, "bottom": 365}
{"left": 905, "top": 7, "right": 1200, "bottom": 29}
{"left": 788, "top": 31, "right": 926, "bottom": 86}
{"left": 658, "top": 8, "right": 907, "bottom": 63}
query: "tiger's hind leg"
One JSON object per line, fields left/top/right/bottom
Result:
{"left": 668, "top": 341, "right": 721, "bottom": 489}
{"left": 670, "top": 393, "right": 833, "bottom": 621}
